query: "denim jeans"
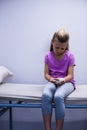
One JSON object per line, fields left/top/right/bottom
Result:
{"left": 42, "top": 82, "right": 74, "bottom": 120}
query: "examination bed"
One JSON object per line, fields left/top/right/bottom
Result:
{"left": 0, "top": 83, "right": 87, "bottom": 130}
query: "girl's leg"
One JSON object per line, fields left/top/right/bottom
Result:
{"left": 54, "top": 83, "right": 74, "bottom": 130}
{"left": 56, "top": 120, "right": 64, "bottom": 130}
{"left": 43, "top": 114, "right": 52, "bottom": 130}
{"left": 42, "top": 82, "right": 56, "bottom": 130}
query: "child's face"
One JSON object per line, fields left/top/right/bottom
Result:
{"left": 52, "top": 41, "right": 68, "bottom": 56}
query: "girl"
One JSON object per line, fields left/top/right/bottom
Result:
{"left": 42, "top": 28, "right": 76, "bottom": 130}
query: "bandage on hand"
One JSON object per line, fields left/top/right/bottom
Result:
{"left": 55, "top": 78, "right": 65, "bottom": 85}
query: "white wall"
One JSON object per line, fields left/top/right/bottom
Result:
{"left": 0, "top": 0, "right": 87, "bottom": 84}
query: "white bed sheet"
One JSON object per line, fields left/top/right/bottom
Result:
{"left": 0, "top": 83, "right": 87, "bottom": 104}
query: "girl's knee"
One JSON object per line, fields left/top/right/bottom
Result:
{"left": 42, "top": 94, "right": 52, "bottom": 114}
{"left": 54, "top": 95, "right": 64, "bottom": 103}
{"left": 42, "top": 94, "right": 52, "bottom": 104}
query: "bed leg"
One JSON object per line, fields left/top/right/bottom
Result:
{"left": 9, "top": 101, "right": 13, "bottom": 130}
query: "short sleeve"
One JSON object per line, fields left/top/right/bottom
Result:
{"left": 69, "top": 53, "right": 76, "bottom": 66}
{"left": 44, "top": 53, "right": 49, "bottom": 64}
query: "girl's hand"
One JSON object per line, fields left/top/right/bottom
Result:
{"left": 56, "top": 78, "right": 65, "bottom": 85}
{"left": 49, "top": 77, "right": 57, "bottom": 83}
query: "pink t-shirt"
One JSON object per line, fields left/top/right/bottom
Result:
{"left": 45, "top": 51, "right": 76, "bottom": 86}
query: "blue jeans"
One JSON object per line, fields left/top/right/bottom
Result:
{"left": 42, "top": 82, "right": 74, "bottom": 120}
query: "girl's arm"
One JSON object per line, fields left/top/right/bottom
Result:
{"left": 44, "top": 64, "right": 56, "bottom": 83}
{"left": 64, "top": 65, "right": 74, "bottom": 82}
{"left": 58, "top": 65, "right": 75, "bottom": 84}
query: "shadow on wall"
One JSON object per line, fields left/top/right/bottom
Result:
{"left": 0, "top": 120, "right": 87, "bottom": 130}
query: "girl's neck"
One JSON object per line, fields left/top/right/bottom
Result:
{"left": 54, "top": 51, "right": 66, "bottom": 60}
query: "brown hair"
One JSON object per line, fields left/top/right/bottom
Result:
{"left": 50, "top": 28, "right": 69, "bottom": 51}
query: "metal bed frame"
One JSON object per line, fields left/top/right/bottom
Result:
{"left": 0, "top": 100, "right": 87, "bottom": 130}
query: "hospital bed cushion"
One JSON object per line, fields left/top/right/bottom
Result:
{"left": 0, "top": 83, "right": 87, "bottom": 104}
